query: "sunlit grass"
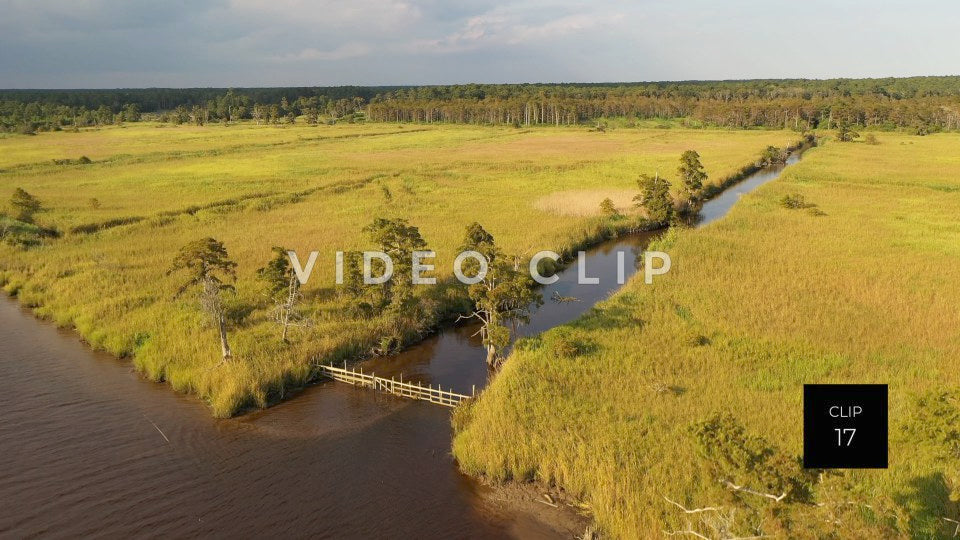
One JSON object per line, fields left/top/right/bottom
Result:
{"left": 0, "top": 122, "right": 796, "bottom": 417}
{"left": 452, "top": 132, "right": 960, "bottom": 538}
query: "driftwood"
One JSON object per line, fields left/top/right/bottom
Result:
{"left": 551, "top": 291, "right": 581, "bottom": 303}
{"left": 144, "top": 416, "right": 170, "bottom": 443}
{"left": 662, "top": 495, "right": 770, "bottom": 540}
{"left": 722, "top": 481, "right": 788, "bottom": 502}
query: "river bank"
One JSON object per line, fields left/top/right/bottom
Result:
{"left": 441, "top": 142, "right": 812, "bottom": 536}
{"left": 0, "top": 124, "right": 801, "bottom": 418}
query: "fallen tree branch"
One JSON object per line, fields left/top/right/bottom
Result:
{"left": 723, "top": 481, "right": 787, "bottom": 502}
{"left": 664, "top": 496, "right": 724, "bottom": 514}
{"left": 663, "top": 528, "right": 711, "bottom": 540}
{"left": 662, "top": 494, "right": 770, "bottom": 539}
{"left": 662, "top": 528, "right": 768, "bottom": 540}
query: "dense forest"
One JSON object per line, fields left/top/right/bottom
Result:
{"left": 0, "top": 87, "right": 380, "bottom": 133}
{"left": 3, "top": 77, "right": 959, "bottom": 133}
{"left": 367, "top": 78, "right": 960, "bottom": 131}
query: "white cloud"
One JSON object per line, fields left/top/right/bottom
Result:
{"left": 510, "top": 13, "right": 625, "bottom": 44}
{"left": 275, "top": 42, "right": 374, "bottom": 62}
{"left": 406, "top": 8, "right": 625, "bottom": 53}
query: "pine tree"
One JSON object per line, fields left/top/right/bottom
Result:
{"left": 257, "top": 247, "right": 305, "bottom": 343}
{"left": 167, "top": 238, "right": 237, "bottom": 361}
{"left": 677, "top": 150, "right": 708, "bottom": 200}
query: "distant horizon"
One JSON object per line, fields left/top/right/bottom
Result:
{"left": 3, "top": 73, "right": 960, "bottom": 92}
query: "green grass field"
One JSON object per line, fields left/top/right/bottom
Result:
{"left": 0, "top": 122, "right": 797, "bottom": 417}
{"left": 453, "top": 133, "right": 960, "bottom": 538}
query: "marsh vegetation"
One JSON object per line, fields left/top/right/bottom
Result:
{"left": 0, "top": 122, "right": 797, "bottom": 417}
{"left": 453, "top": 133, "right": 960, "bottom": 538}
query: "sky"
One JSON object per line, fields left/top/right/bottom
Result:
{"left": 1, "top": 0, "right": 958, "bottom": 88}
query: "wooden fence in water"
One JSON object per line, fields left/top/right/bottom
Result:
{"left": 318, "top": 363, "right": 474, "bottom": 408}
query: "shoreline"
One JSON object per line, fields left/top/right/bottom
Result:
{"left": 0, "top": 133, "right": 812, "bottom": 418}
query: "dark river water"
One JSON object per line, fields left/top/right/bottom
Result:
{"left": 0, "top": 151, "right": 802, "bottom": 538}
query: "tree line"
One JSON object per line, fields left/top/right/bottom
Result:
{"left": 4, "top": 77, "right": 960, "bottom": 133}
{"left": 0, "top": 86, "right": 392, "bottom": 113}
{"left": 0, "top": 89, "right": 366, "bottom": 133}
{"left": 366, "top": 78, "right": 960, "bottom": 131}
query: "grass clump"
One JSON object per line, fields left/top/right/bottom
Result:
{"left": 779, "top": 193, "right": 812, "bottom": 209}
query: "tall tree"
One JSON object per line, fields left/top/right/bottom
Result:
{"left": 363, "top": 217, "right": 427, "bottom": 308}
{"left": 677, "top": 150, "right": 707, "bottom": 200}
{"left": 362, "top": 218, "right": 434, "bottom": 352}
{"left": 10, "top": 187, "right": 41, "bottom": 223}
{"left": 457, "top": 222, "right": 541, "bottom": 368}
{"left": 167, "top": 238, "right": 238, "bottom": 361}
{"left": 633, "top": 173, "right": 674, "bottom": 225}
{"left": 257, "top": 246, "right": 304, "bottom": 343}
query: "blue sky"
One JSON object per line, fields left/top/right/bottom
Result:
{"left": 1, "top": 0, "right": 958, "bottom": 88}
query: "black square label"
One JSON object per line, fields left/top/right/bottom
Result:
{"left": 803, "top": 384, "right": 888, "bottom": 469}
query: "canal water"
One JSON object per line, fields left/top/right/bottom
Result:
{"left": 0, "top": 151, "right": 803, "bottom": 538}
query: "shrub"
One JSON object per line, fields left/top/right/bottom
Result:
{"left": 552, "top": 335, "right": 580, "bottom": 358}
{"left": 757, "top": 145, "right": 787, "bottom": 166}
{"left": 779, "top": 193, "right": 811, "bottom": 209}
{"left": 903, "top": 390, "right": 960, "bottom": 463}
{"left": 691, "top": 413, "right": 816, "bottom": 504}
{"left": 549, "top": 330, "right": 592, "bottom": 359}
{"left": 599, "top": 197, "right": 619, "bottom": 217}
{"left": 10, "top": 187, "right": 42, "bottom": 223}
{"left": 836, "top": 122, "right": 860, "bottom": 142}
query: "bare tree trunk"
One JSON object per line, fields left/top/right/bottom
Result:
{"left": 485, "top": 344, "right": 497, "bottom": 365}
{"left": 218, "top": 312, "right": 232, "bottom": 359}
{"left": 280, "top": 274, "right": 298, "bottom": 343}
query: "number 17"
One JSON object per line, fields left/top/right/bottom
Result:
{"left": 835, "top": 428, "right": 856, "bottom": 446}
